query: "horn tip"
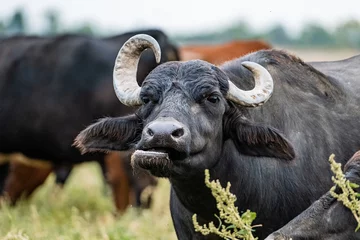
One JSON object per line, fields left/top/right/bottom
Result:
{"left": 241, "top": 61, "right": 257, "bottom": 69}
{"left": 156, "top": 54, "right": 161, "bottom": 64}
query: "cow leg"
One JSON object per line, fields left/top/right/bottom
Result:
{"left": 0, "top": 162, "right": 10, "bottom": 194}
{"left": 131, "top": 168, "right": 158, "bottom": 209}
{"left": 104, "top": 151, "right": 131, "bottom": 212}
{"left": 3, "top": 158, "right": 52, "bottom": 204}
{"left": 54, "top": 164, "right": 73, "bottom": 187}
{"left": 0, "top": 160, "right": 10, "bottom": 205}
{"left": 97, "top": 158, "right": 110, "bottom": 195}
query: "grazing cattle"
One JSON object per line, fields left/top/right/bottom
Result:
{"left": 180, "top": 39, "right": 271, "bottom": 65}
{"left": 0, "top": 29, "right": 179, "bottom": 211}
{"left": 265, "top": 151, "right": 360, "bottom": 240}
{"left": 74, "top": 34, "right": 360, "bottom": 239}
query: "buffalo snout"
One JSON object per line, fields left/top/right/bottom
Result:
{"left": 146, "top": 119, "right": 186, "bottom": 139}
{"left": 140, "top": 117, "right": 191, "bottom": 155}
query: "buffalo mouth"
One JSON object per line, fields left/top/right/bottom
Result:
{"left": 130, "top": 148, "right": 188, "bottom": 177}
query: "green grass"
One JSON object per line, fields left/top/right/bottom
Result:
{"left": 0, "top": 163, "right": 176, "bottom": 240}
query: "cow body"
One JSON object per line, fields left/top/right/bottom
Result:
{"left": 265, "top": 151, "right": 360, "bottom": 240}
{"left": 75, "top": 34, "right": 360, "bottom": 239}
{"left": 0, "top": 30, "right": 179, "bottom": 209}
{"left": 180, "top": 40, "right": 271, "bottom": 65}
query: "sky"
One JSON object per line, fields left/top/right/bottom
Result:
{"left": 1, "top": 0, "right": 360, "bottom": 36}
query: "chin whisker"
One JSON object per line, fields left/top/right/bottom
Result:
{"left": 131, "top": 150, "right": 173, "bottom": 177}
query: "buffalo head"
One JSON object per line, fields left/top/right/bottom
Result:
{"left": 74, "top": 34, "right": 294, "bottom": 178}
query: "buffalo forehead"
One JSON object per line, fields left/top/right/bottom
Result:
{"left": 144, "top": 60, "right": 222, "bottom": 90}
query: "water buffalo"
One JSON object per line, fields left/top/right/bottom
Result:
{"left": 0, "top": 29, "right": 179, "bottom": 211}
{"left": 74, "top": 34, "right": 360, "bottom": 239}
{"left": 265, "top": 150, "right": 360, "bottom": 240}
{"left": 180, "top": 39, "right": 271, "bottom": 65}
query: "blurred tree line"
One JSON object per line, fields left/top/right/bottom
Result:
{"left": 0, "top": 8, "right": 95, "bottom": 36}
{"left": 175, "top": 20, "right": 360, "bottom": 49}
{"left": 1, "top": 8, "right": 360, "bottom": 49}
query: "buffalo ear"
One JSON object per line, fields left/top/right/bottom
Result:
{"left": 224, "top": 109, "right": 295, "bottom": 160}
{"left": 74, "top": 114, "right": 142, "bottom": 154}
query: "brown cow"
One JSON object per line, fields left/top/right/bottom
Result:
{"left": 179, "top": 39, "right": 271, "bottom": 65}
{"left": 0, "top": 154, "right": 52, "bottom": 204}
{"left": 0, "top": 153, "right": 157, "bottom": 212}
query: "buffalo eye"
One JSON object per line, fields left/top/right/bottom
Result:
{"left": 141, "top": 94, "right": 159, "bottom": 104}
{"left": 141, "top": 96, "right": 150, "bottom": 104}
{"left": 207, "top": 95, "right": 220, "bottom": 103}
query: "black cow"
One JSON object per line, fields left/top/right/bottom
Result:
{"left": 0, "top": 29, "right": 179, "bottom": 211}
{"left": 265, "top": 150, "right": 360, "bottom": 240}
{"left": 74, "top": 35, "right": 360, "bottom": 239}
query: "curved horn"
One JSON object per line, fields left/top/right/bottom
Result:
{"left": 113, "top": 34, "right": 161, "bottom": 106}
{"left": 226, "top": 61, "right": 274, "bottom": 107}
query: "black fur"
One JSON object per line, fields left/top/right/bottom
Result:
{"left": 0, "top": 29, "right": 178, "bottom": 164}
{"left": 266, "top": 151, "right": 360, "bottom": 240}
{"left": 223, "top": 106, "right": 295, "bottom": 160}
{"left": 74, "top": 115, "right": 142, "bottom": 153}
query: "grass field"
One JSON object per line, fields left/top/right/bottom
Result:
{"left": 0, "top": 163, "right": 177, "bottom": 240}
{"left": 277, "top": 47, "right": 360, "bottom": 61}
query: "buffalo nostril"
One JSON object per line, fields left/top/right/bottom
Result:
{"left": 147, "top": 128, "right": 154, "bottom": 137}
{"left": 172, "top": 128, "right": 184, "bottom": 138}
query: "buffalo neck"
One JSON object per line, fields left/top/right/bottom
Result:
{"left": 169, "top": 171, "right": 218, "bottom": 220}
{"left": 168, "top": 141, "right": 246, "bottom": 221}
{"left": 167, "top": 139, "right": 311, "bottom": 238}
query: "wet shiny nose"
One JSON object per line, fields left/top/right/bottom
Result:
{"left": 139, "top": 117, "right": 191, "bottom": 155}
{"left": 146, "top": 120, "right": 185, "bottom": 139}
{"left": 142, "top": 117, "right": 190, "bottom": 151}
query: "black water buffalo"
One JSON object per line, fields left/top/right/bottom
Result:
{"left": 0, "top": 29, "right": 179, "bottom": 211}
{"left": 75, "top": 34, "right": 360, "bottom": 239}
{"left": 265, "top": 150, "right": 360, "bottom": 240}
